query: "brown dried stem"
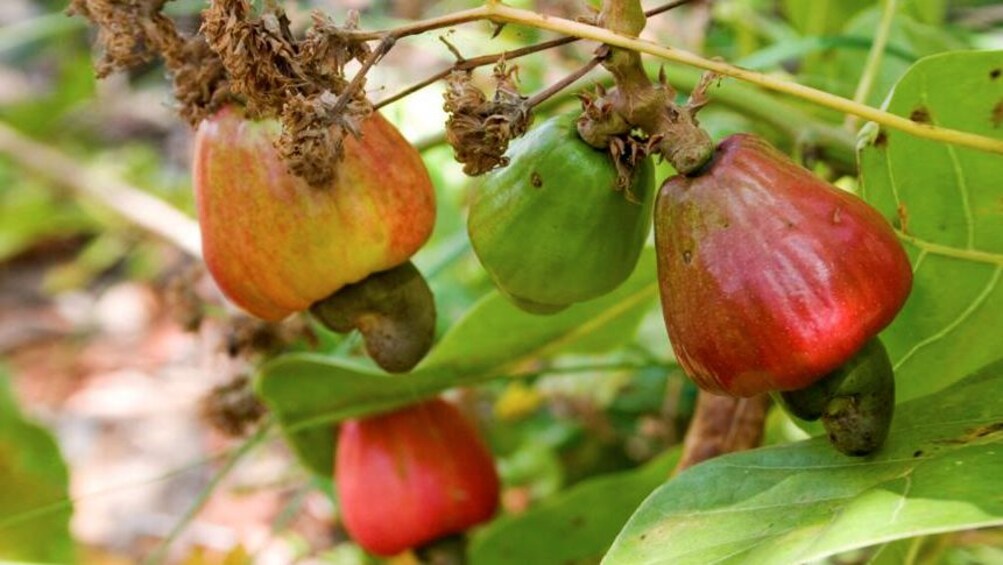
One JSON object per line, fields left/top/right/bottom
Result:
{"left": 673, "top": 392, "right": 770, "bottom": 475}
{"left": 525, "top": 57, "right": 602, "bottom": 109}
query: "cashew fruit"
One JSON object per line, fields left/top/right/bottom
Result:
{"left": 336, "top": 398, "right": 499, "bottom": 556}
{"left": 468, "top": 113, "right": 655, "bottom": 314}
{"left": 655, "top": 134, "right": 912, "bottom": 397}
{"left": 192, "top": 107, "right": 436, "bottom": 321}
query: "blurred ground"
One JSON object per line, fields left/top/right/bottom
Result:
{"left": 1, "top": 237, "right": 339, "bottom": 562}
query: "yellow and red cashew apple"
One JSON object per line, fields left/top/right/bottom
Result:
{"left": 193, "top": 107, "right": 436, "bottom": 321}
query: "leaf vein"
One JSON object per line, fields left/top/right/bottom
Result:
{"left": 894, "top": 265, "right": 1002, "bottom": 370}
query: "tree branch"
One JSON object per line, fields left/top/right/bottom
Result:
{"left": 0, "top": 122, "right": 203, "bottom": 258}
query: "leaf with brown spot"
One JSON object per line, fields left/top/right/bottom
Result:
{"left": 909, "top": 105, "right": 931, "bottom": 123}
{"left": 991, "top": 99, "right": 1003, "bottom": 128}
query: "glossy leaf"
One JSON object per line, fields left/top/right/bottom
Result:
{"left": 0, "top": 372, "right": 74, "bottom": 563}
{"left": 471, "top": 448, "right": 680, "bottom": 565}
{"left": 858, "top": 50, "right": 1003, "bottom": 402}
{"left": 604, "top": 358, "right": 1003, "bottom": 564}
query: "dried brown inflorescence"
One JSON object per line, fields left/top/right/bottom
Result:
{"left": 70, "top": 0, "right": 377, "bottom": 186}
{"left": 67, "top": 0, "right": 230, "bottom": 126}
{"left": 201, "top": 2, "right": 374, "bottom": 186}
{"left": 443, "top": 62, "right": 533, "bottom": 176}
{"left": 577, "top": 83, "right": 651, "bottom": 196}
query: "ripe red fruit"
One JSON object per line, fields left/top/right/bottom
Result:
{"left": 654, "top": 134, "right": 912, "bottom": 397}
{"left": 336, "top": 398, "right": 500, "bottom": 556}
{"left": 192, "top": 107, "right": 436, "bottom": 321}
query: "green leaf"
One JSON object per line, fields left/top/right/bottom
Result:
{"left": 471, "top": 448, "right": 680, "bottom": 565}
{"left": 858, "top": 50, "right": 1003, "bottom": 402}
{"left": 422, "top": 248, "right": 659, "bottom": 371}
{"left": 603, "top": 358, "right": 1003, "bottom": 564}
{"left": 828, "top": 9, "right": 966, "bottom": 106}
{"left": 255, "top": 249, "right": 659, "bottom": 476}
{"left": 780, "top": 0, "right": 871, "bottom": 36}
{"left": 0, "top": 371, "right": 74, "bottom": 563}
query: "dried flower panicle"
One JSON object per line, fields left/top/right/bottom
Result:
{"left": 444, "top": 62, "right": 533, "bottom": 176}
{"left": 200, "top": 375, "right": 267, "bottom": 438}
{"left": 71, "top": 0, "right": 377, "bottom": 186}
{"left": 68, "top": 0, "right": 169, "bottom": 77}
{"left": 577, "top": 85, "right": 651, "bottom": 197}
{"left": 67, "top": 0, "right": 231, "bottom": 126}
{"left": 201, "top": 1, "right": 376, "bottom": 186}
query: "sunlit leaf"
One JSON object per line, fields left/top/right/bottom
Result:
{"left": 859, "top": 50, "right": 1003, "bottom": 402}
{"left": 471, "top": 448, "right": 680, "bottom": 565}
{"left": 604, "top": 358, "right": 1003, "bottom": 564}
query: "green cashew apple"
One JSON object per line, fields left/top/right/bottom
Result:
{"left": 468, "top": 114, "right": 655, "bottom": 314}
{"left": 193, "top": 107, "right": 436, "bottom": 321}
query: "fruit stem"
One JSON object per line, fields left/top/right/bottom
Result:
{"left": 576, "top": 0, "right": 715, "bottom": 173}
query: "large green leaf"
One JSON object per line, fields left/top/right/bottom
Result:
{"left": 256, "top": 249, "right": 659, "bottom": 475}
{"left": 603, "top": 358, "right": 1003, "bottom": 564}
{"left": 858, "top": 50, "right": 1003, "bottom": 402}
{"left": 422, "top": 248, "right": 658, "bottom": 371}
{"left": 470, "top": 447, "right": 680, "bottom": 565}
{"left": 0, "top": 372, "right": 74, "bottom": 563}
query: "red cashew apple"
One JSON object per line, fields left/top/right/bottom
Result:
{"left": 336, "top": 398, "right": 500, "bottom": 556}
{"left": 192, "top": 107, "right": 436, "bottom": 321}
{"left": 655, "top": 134, "right": 912, "bottom": 397}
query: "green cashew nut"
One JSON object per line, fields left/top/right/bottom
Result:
{"left": 777, "top": 338, "right": 895, "bottom": 456}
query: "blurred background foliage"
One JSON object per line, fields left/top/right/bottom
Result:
{"left": 1, "top": 0, "right": 1002, "bottom": 562}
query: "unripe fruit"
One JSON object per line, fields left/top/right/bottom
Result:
{"left": 778, "top": 338, "right": 896, "bottom": 456}
{"left": 468, "top": 113, "right": 655, "bottom": 314}
{"left": 336, "top": 398, "right": 500, "bottom": 557}
{"left": 193, "top": 107, "right": 436, "bottom": 321}
{"left": 655, "top": 134, "right": 912, "bottom": 397}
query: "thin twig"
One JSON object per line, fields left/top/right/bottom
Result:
{"left": 376, "top": 35, "right": 579, "bottom": 109}
{"left": 375, "top": 0, "right": 697, "bottom": 110}
{"left": 333, "top": 34, "right": 397, "bottom": 115}
{"left": 0, "top": 121, "right": 202, "bottom": 258}
{"left": 363, "top": 2, "right": 1003, "bottom": 155}
{"left": 525, "top": 57, "right": 602, "bottom": 108}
